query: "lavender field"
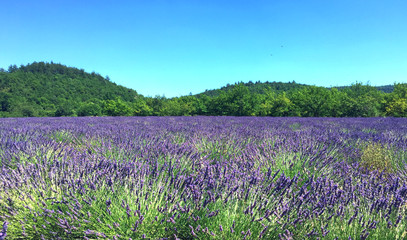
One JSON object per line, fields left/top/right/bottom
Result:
{"left": 1, "top": 117, "right": 407, "bottom": 239}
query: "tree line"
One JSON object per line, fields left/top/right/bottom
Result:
{"left": 1, "top": 62, "right": 407, "bottom": 117}
{"left": 131, "top": 82, "right": 407, "bottom": 117}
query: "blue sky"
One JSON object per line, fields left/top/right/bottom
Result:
{"left": 1, "top": 0, "right": 407, "bottom": 97}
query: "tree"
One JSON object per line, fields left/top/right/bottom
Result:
{"left": 191, "top": 95, "right": 209, "bottom": 115}
{"left": 55, "top": 102, "right": 74, "bottom": 117}
{"left": 159, "top": 99, "right": 183, "bottom": 116}
{"left": 132, "top": 97, "right": 153, "bottom": 116}
{"left": 289, "top": 86, "right": 332, "bottom": 117}
{"left": 77, "top": 102, "right": 102, "bottom": 116}
{"left": 103, "top": 98, "right": 132, "bottom": 116}
{"left": 207, "top": 90, "right": 228, "bottom": 115}
{"left": 41, "top": 103, "right": 56, "bottom": 116}
{"left": 0, "top": 92, "right": 11, "bottom": 111}
{"left": 384, "top": 83, "right": 407, "bottom": 117}
{"left": 340, "top": 83, "right": 384, "bottom": 117}
{"left": 224, "top": 83, "right": 259, "bottom": 116}
{"left": 386, "top": 98, "right": 407, "bottom": 117}
{"left": 8, "top": 65, "right": 18, "bottom": 73}
{"left": 258, "top": 88, "right": 276, "bottom": 116}
{"left": 269, "top": 92, "right": 295, "bottom": 116}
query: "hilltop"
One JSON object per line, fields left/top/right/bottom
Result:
{"left": 197, "top": 81, "right": 308, "bottom": 97}
{"left": 0, "top": 62, "right": 139, "bottom": 117}
{"left": 198, "top": 81, "right": 394, "bottom": 98}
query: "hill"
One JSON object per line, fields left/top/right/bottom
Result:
{"left": 197, "top": 80, "right": 308, "bottom": 97}
{"left": 0, "top": 62, "right": 139, "bottom": 117}
{"left": 0, "top": 61, "right": 404, "bottom": 118}
{"left": 332, "top": 84, "right": 394, "bottom": 93}
{"left": 197, "top": 81, "right": 395, "bottom": 98}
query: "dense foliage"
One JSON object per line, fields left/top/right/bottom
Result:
{"left": 1, "top": 62, "right": 407, "bottom": 117}
{"left": 196, "top": 80, "right": 308, "bottom": 97}
{"left": 0, "top": 62, "right": 139, "bottom": 117}
{"left": 1, "top": 117, "right": 407, "bottom": 239}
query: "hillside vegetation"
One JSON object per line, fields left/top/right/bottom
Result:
{"left": 197, "top": 80, "right": 308, "bottom": 97}
{"left": 0, "top": 62, "right": 139, "bottom": 117}
{"left": 1, "top": 62, "right": 407, "bottom": 117}
{"left": 198, "top": 81, "right": 394, "bottom": 97}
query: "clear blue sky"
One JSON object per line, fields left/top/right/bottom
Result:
{"left": 1, "top": 0, "right": 407, "bottom": 97}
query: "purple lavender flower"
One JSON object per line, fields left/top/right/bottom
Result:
{"left": 191, "top": 229, "right": 197, "bottom": 237}
{"left": 0, "top": 222, "right": 8, "bottom": 240}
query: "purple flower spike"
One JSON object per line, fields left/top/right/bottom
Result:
{"left": 360, "top": 231, "right": 369, "bottom": 240}
{"left": 191, "top": 229, "right": 197, "bottom": 237}
{"left": 106, "top": 198, "right": 111, "bottom": 207}
{"left": 0, "top": 222, "right": 9, "bottom": 240}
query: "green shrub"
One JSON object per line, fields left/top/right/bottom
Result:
{"left": 360, "top": 141, "right": 392, "bottom": 174}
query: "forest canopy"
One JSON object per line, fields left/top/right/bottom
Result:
{"left": 0, "top": 62, "right": 406, "bottom": 117}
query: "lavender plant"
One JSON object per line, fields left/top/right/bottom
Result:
{"left": 0, "top": 117, "right": 406, "bottom": 239}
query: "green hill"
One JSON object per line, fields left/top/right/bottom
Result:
{"left": 0, "top": 61, "right": 403, "bottom": 118}
{"left": 332, "top": 84, "right": 394, "bottom": 93}
{"left": 0, "top": 62, "right": 139, "bottom": 117}
{"left": 197, "top": 81, "right": 394, "bottom": 98}
{"left": 197, "top": 80, "right": 308, "bottom": 97}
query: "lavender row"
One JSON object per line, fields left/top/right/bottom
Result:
{"left": 1, "top": 117, "right": 407, "bottom": 239}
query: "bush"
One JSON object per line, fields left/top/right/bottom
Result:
{"left": 360, "top": 141, "right": 392, "bottom": 174}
